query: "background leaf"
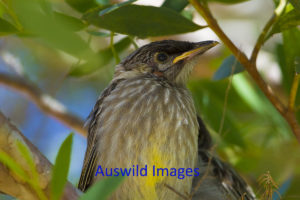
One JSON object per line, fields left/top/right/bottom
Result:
{"left": 51, "top": 133, "right": 73, "bottom": 200}
{"left": 213, "top": 55, "right": 245, "bottom": 81}
{"left": 0, "top": 18, "right": 18, "bottom": 36}
{"left": 80, "top": 176, "right": 125, "bottom": 200}
{"left": 69, "top": 37, "right": 131, "bottom": 76}
{"left": 99, "top": 0, "right": 136, "bottom": 16}
{"left": 161, "top": 0, "right": 189, "bottom": 12}
{"left": 65, "top": 0, "right": 98, "bottom": 13}
{"left": 267, "top": 9, "right": 300, "bottom": 39}
{"left": 208, "top": 0, "right": 249, "bottom": 4}
{"left": 83, "top": 5, "right": 204, "bottom": 38}
{"left": 289, "top": 0, "right": 300, "bottom": 12}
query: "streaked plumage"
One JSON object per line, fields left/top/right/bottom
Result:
{"left": 79, "top": 40, "right": 256, "bottom": 200}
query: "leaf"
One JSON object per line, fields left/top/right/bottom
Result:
{"left": 12, "top": 0, "right": 99, "bottom": 63}
{"left": 0, "top": 18, "right": 18, "bottom": 36}
{"left": 213, "top": 55, "right": 245, "bottom": 81}
{"left": 87, "top": 30, "right": 111, "bottom": 37}
{"left": 272, "top": 176, "right": 293, "bottom": 200}
{"left": 295, "top": 56, "right": 300, "bottom": 74}
{"left": 69, "top": 37, "right": 131, "bottom": 76}
{"left": 0, "top": 150, "right": 28, "bottom": 181}
{"left": 99, "top": 0, "right": 136, "bottom": 16}
{"left": 208, "top": 0, "right": 249, "bottom": 4}
{"left": 54, "top": 12, "right": 87, "bottom": 31}
{"left": 161, "top": 0, "right": 189, "bottom": 12}
{"left": 188, "top": 80, "right": 246, "bottom": 147}
{"left": 80, "top": 176, "right": 125, "bottom": 200}
{"left": 96, "top": 0, "right": 110, "bottom": 6}
{"left": 281, "top": 28, "right": 300, "bottom": 91}
{"left": 51, "top": 133, "right": 73, "bottom": 200}
{"left": 267, "top": 9, "right": 300, "bottom": 39}
{"left": 65, "top": 0, "right": 98, "bottom": 13}
{"left": 83, "top": 5, "right": 204, "bottom": 38}
{"left": 289, "top": 0, "right": 300, "bottom": 12}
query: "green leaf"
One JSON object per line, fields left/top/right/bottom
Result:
{"left": 69, "top": 37, "right": 131, "bottom": 76}
{"left": 83, "top": 5, "right": 204, "bottom": 38}
{"left": 295, "top": 56, "right": 300, "bottom": 74}
{"left": 12, "top": 0, "right": 99, "bottom": 63}
{"left": 0, "top": 150, "right": 28, "bottom": 181}
{"left": 99, "top": 0, "right": 137, "bottom": 16}
{"left": 267, "top": 9, "right": 300, "bottom": 39}
{"left": 54, "top": 12, "right": 87, "bottom": 31}
{"left": 289, "top": 0, "right": 300, "bottom": 11}
{"left": 96, "top": 0, "right": 110, "bottom": 6}
{"left": 65, "top": 0, "right": 98, "bottom": 13}
{"left": 51, "top": 133, "right": 73, "bottom": 200}
{"left": 207, "top": 0, "right": 249, "bottom": 4}
{"left": 161, "top": 0, "right": 188, "bottom": 12}
{"left": 0, "top": 18, "right": 18, "bottom": 36}
{"left": 87, "top": 30, "right": 111, "bottom": 37}
{"left": 80, "top": 176, "right": 125, "bottom": 200}
{"left": 281, "top": 28, "right": 300, "bottom": 90}
{"left": 213, "top": 55, "right": 245, "bottom": 81}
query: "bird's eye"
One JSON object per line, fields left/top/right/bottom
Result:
{"left": 155, "top": 52, "right": 169, "bottom": 63}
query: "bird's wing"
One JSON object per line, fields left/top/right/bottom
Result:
{"left": 78, "top": 79, "right": 124, "bottom": 192}
{"left": 192, "top": 116, "right": 256, "bottom": 200}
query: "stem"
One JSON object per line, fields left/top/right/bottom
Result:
{"left": 288, "top": 73, "right": 300, "bottom": 112}
{"left": 250, "top": 0, "right": 287, "bottom": 63}
{"left": 189, "top": 0, "right": 300, "bottom": 143}
{"left": 110, "top": 32, "right": 120, "bottom": 63}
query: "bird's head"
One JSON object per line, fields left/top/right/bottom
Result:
{"left": 114, "top": 40, "right": 218, "bottom": 85}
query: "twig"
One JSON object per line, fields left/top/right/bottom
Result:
{"left": 288, "top": 73, "right": 300, "bottom": 112}
{"left": 250, "top": 0, "right": 287, "bottom": 63}
{"left": 0, "top": 111, "right": 79, "bottom": 200}
{"left": 0, "top": 73, "right": 86, "bottom": 136}
{"left": 189, "top": 0, "right": 300, "bottom": 143}
{"left": 110, "top": 32, "right": 120, "bottom": 63}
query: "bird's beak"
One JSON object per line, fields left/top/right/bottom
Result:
{"left": 173, "top": 40, "right": 219, "bottom": 64}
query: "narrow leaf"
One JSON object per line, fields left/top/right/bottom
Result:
{"left": 272, "top": 177, "right": 293, "bottom": 200}
{"left": 96, "top": 0, "right": 110, "bottom": 6}
{"left": 87, "top": 31, "right": 111, "bottom": 37}
{"left": 69, "top": 37, "right": 131, "bottom": 76}
{"left": 83, "top": 5, "right": 204, "bottom": 38}
{"left": 80, "top": 176, "right": 125, "bottom": 200}
{"left": 267, "top": 9, "right": 300, "bottom": 39}
{"left": 12, "top": 0, "right": 99, "bottom": 63}
{"left": 0, "top": 150, "right": 28, "bottom": 181}
{"left": 51, "top": 133, "right": 73, "bottom": 200}
{"left": 213, "top": 55, "right": 245, "bottom": 81}
{"left": 208, "top": 0, "right": 249, "bottom": 4}
{"left": 99, "top": 0, "right": 136, "bottom": 16}
{"left": 54, "top": 12, "right": 87, "bottom": 31}
{"left": 65, "top": 0, "right": 98, "bottom": 13}
{"left": 289, "top": 0, "right": 300, "bottom": 11}
{"left": 161, "top": 0, "right": 188, "bottom": 12}
{"left": 0, "top": 18, "right": 18, "bottom": 36}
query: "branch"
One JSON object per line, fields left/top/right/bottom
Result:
{"left": 0, "top": 73, "right": 87, "bottom": 137}
{"left": 250, "top": 0, "right": 287, "bottom": 62}
{"left": 189, "top": 0, "right": 300, "bottom": 143}
{"left": 0, "top": 111, "right": 79, "bottom": 200}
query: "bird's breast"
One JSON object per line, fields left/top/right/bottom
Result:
{"left": 95, "top": 77, "right": 199, "bottom": 199}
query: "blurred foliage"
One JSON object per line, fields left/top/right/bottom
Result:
{"left": 51, "top": 133, "right": 73, "bottom": 200}
{"left": 0, "top": 0, "right": 299, "bottom": 199}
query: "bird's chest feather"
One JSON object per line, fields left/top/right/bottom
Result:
{"left": 95, "top": 78, "right": 199, "bottom": 199}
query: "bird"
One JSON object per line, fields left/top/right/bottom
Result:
{"left": 78, "top": 40, "right": 256, "bottom": 200}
